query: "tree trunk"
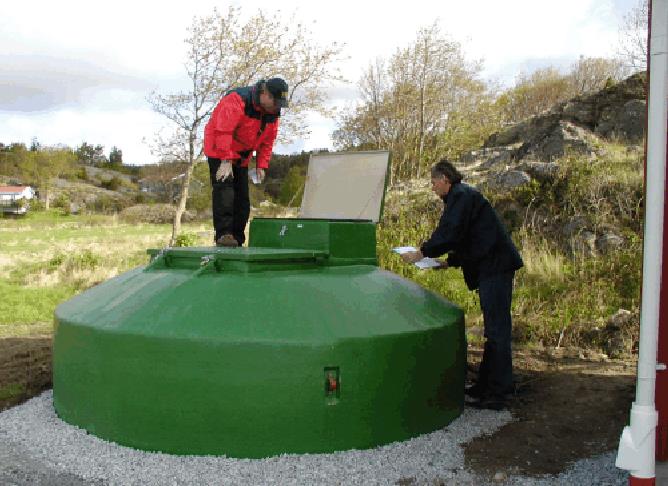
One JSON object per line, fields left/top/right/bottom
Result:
{"left": 170, "top": 162, "right": 195, "bottom": 246}
{"left": 417, "top": 83, "right": 425, "bottom": 180}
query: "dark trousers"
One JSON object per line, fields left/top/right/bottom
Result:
{"left": 476, "top": 271, "right": 515, "bottom": 397}
{"left": 207, "top": 157, "right": 250, "bottom": 245}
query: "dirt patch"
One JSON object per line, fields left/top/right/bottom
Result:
{"left": 464, "top": 347, "right": 636, "bottom": 478}
{"left": 0, "top": 336, "right": 52, "bottom": 411}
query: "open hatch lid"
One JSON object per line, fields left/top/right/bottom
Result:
{"left": 299, "top": 150, "right": 390, "bottom": 223}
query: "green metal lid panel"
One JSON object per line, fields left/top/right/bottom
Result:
{"left": 248, "top": 219, "right": 377, "bottom": 266}
{"left": 146, "top": 247, "right": 328, "bottom": 273}
{"left": 147, "top": 247, "right": 327, "bottom": 261}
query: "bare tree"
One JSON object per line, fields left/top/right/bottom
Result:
{"left": 618, "top": 0, "right": 649, "bottom": 71}
{"left": 149, "top": 6, "right": 345, "bottom": 245}
{"left": 568, "top": 56, "right": 628, "bottom": 95}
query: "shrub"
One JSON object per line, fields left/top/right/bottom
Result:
{"left": 90, "top": 194, "right": 129, "bottom": 213}
{"left": 69, "top": 249, "right": 101, "bottom": 271}
{"left": 100, "top": 176, "right": 122, "bottom": 191}
{"left": 174, "top": 232, "right": 199, "bottom": 247}
{"left": 28, "top": 198, "right": 45, "bottom": 211}
{"left": 119, "top": 204, "right": 196, "bottom": 224}
{"left": 45, "top": 250, "right": 100, "bottom": 273}
{"left": 52, "top": 193, "right": 71, "bottom": 211}
{"left": 278, "top": 166, "right": 306, "bottom": 206}
{"left": 187, "top": 188, "right": 211, "bottom": 213}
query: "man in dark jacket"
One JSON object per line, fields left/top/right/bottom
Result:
{"left": 401, "top": 159, "right": 523, "bottom": 410}
{"left": 203, "top": 77, "right": 288, "bottom": 247}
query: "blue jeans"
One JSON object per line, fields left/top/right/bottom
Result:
{"left": 477, "top": 271, "right": 515, "bottom": 397}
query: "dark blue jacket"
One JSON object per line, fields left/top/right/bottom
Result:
{"left": 420, "top": 182, "right": 523, "bottom": 290}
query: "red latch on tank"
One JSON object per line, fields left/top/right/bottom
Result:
{"left": 324, "top": 366, "right": 340, "bottom": 405}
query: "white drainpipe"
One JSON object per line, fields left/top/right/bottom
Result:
{"left": 616, "top": 0, "right": 668, "bottom": 481}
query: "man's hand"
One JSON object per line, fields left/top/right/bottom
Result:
{"left": 401, "top": 250, "right": 424, "bottom": 264}
{"left": 255, "top": 167, "right": 265, "bottom": 183}
{"left": 434, "top": 258, "right": 448, "bottom": 270}
{"left": 216, "top": 160, "right": 233, "bottom": 181}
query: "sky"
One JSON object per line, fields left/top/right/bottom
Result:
{"left": 0, "top": 0, "right": 639, "bottom": 165}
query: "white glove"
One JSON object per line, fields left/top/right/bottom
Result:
{"left": 255, "top": 168, "right": 265, "bottom": 183}
{"left": 215, "top": 160, "right": 233, "bottom": 181}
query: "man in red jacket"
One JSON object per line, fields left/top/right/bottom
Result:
{"left": 203, "top": 77, "right": 288, "bottom": 247}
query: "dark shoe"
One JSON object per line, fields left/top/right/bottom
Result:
{"left": 465, "top": 383, "right": 486, "bottom": 399}
{"left": 469, "top": 395, "right": 507, "bottom": 411}
{"left": 216, "top": 234, "right": 238, "bottom": 247}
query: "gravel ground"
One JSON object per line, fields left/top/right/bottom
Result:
{"left": 0, "top": 391, "right": 627, "bottom": 485}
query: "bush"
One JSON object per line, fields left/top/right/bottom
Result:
{"left": 100, "top": 176, "right": 122, "bottom": 191}
{"left": 69, "top": 249, "right": 101, "bottom": 271}
{"left": 90, "top": 195, "right": 124, "bottom": 213}
{"left": 277, "top": 166, "right": 306, "bottom": 206}
{"left": 52, "top": 193, "right": 70, "bottom": 211}
{"left": 119, "top": 204, "right": 196, "bottom": 224}
{"left": 187, "top": 188, "right": 211, "bottom": 213}
{"left": 28, "top": 198, "right": 45, "bottom": 211}
{"left": 46, "top": 250, "right": 100, "bottom": 273}
{"left": 174, "top": 232, "right": 199, "bottom": 247}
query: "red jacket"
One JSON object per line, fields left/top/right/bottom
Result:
{"left": 203, "top": 86, "right": 280, "bottom": 169}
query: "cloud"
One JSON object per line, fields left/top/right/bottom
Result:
{"left": 0, "top": 55, "right": 152, "bottom": 112}
{"left": 0, "top": 0, "right": 639, "bottom": 164}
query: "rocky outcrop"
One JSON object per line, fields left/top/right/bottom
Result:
{"left": 457, "top": 72, "right": 646, "bottom": 254}
{"left": 461, "top": 72, "right": 647, "bottom": 174}
{"left": 603, "top": 309, "right": 636, "bottom": 358}
{"left": 485, "top": 170, "right": 531, "bottom": 191}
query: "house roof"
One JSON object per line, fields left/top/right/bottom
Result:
{"left": 0, "top": 185, "right": 31, "bottom": 194}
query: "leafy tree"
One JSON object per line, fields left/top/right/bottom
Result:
{"left": 439, "top": 94, "right": 505, "bottom": 161}
{"left": 278, "top": 165, "right": 306, "bottom": 207}
{"left": 109, "top": 146, "right": 123, "bottom": 166}
{"left": 0, "top": 143, "right": 28, "bottom": 178}
{"left": 263, "top": 151, "right": 310, "bottom": 200}
{"left": 76, "top": 142, "right": 107, "bottom": 166}
{"left": 497, "top": 67, "right": 571, "bottom": 124}
{"left": 23, "top": 149, "right": 77, "bottom": 209}
{"left": 148, "top": 6, "right": 346, "bottom": 245}
{"left": 334, "top": 21, "right": 487, "bottom": 181}
{"left": 618, "top": 0, "right": 648, "bottom": 71}
{"left": 497, "top": 57, "right": 628, "bottom": 126}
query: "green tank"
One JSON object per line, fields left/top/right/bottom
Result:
{"left": 52, "top": 151, "right": 466, "bottom": 458}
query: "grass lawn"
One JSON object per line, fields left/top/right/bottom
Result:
{"left": 0, "top": 210, "right": 210, "bottom": 337}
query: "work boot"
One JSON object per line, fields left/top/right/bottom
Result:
{"left": 216, "top": 234, "right": 239, "bottom": 247}
{"left": 465, "top": 383, "right": 486, "bottom": 400}
{"left": 469, "top": 394, "right": 507, "bottom": 411}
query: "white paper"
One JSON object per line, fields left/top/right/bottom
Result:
{"left": 414, "top": 258, "right": 442, "bottom": 269}
{"left": 392, "top": 247, "right": 442, "bottom": 270}
{"left": 392, "top": 246, "right": 418, "bottom": 254}
{"left": 248, "top": 168, "right": 261, "bottom": 184}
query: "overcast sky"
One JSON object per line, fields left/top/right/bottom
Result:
{"left": 0, "top": 0, "right": 638, "bottom": 164}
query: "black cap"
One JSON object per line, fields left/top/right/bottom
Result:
{"left": 265, "top": 77, "right": 289, "bottom": 108}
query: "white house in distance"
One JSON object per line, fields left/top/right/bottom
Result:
{"left": 0, "top": 185, "right": 35, "bottom": 214}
